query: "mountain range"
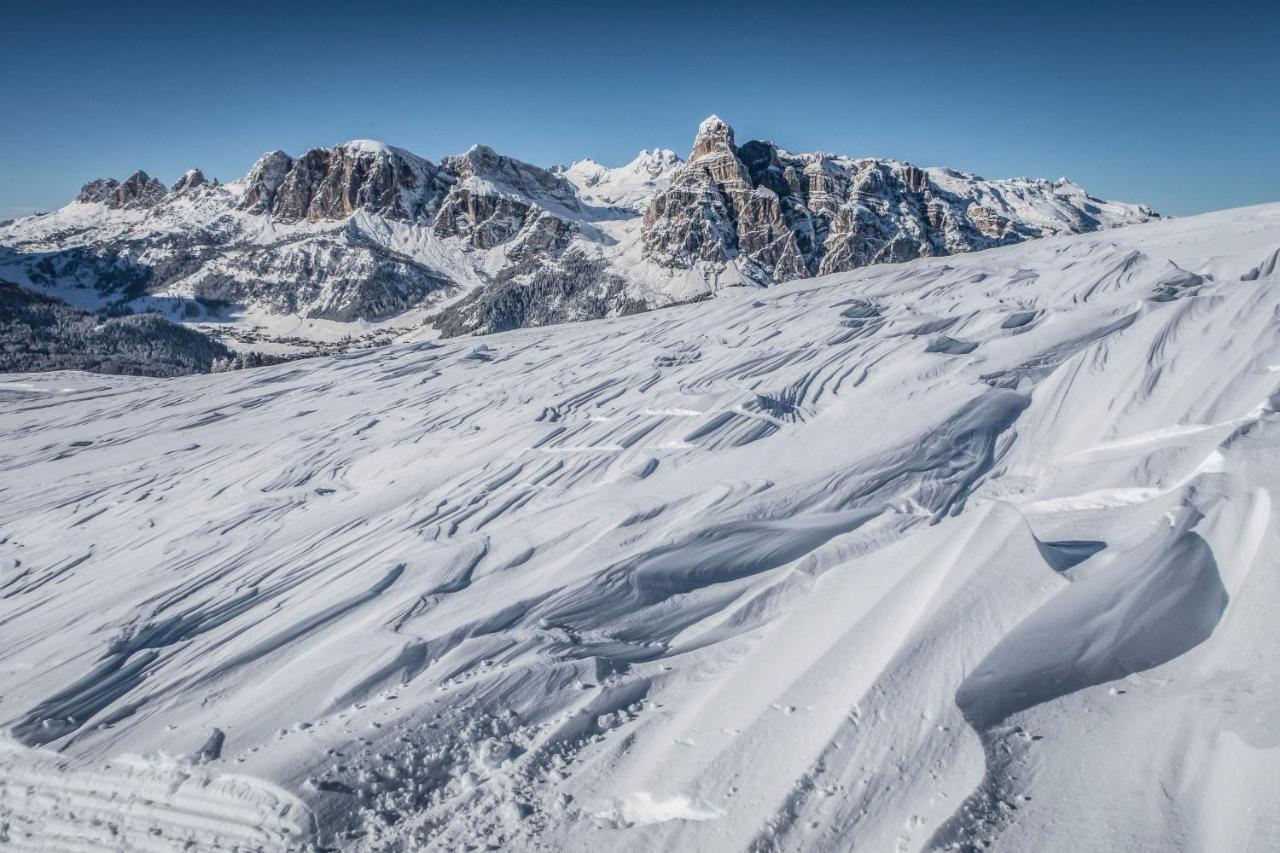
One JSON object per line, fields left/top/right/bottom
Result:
{"left": 0, "top": 116, "right": 1154, "bottom": 346}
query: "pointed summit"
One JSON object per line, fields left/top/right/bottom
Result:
{"left": 172, "top": 169, "right": 206, "bottom": 194}
{"left": 108, "top": 171, "right": 167, "bottom": 209}
{"left": 690, "top": 114, "right": 736, "bottom": 161}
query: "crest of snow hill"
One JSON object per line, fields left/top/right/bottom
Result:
{"left": 1, "top": 117, "right": 1154, "bottom": 335}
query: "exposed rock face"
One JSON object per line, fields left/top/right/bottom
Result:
{"left": 432, "top": 145, "right": 580, "bottom": 254}
{"left": 238, "top": 142, "right": 441, "bottom": 222}
{"left": 183, "top": 228, "right": 454, "bottom": 322}
{"left": 171, "top": 169, "right": 207, "bottom": 194}
{"left": 109, "top": 171, "right": 168, "bottom": 209}
{"left": 76, "top": 179, "right": 120, "bottom": 204}
{"left": 642, "top": 116, "right": 813, "bottom": 282}
{"left": 641, "top": 116, "right": 1156, "bottom": 284}
{"left": 76, "top": 171, "right": 168, "bottom": 209}
{"left": 238, "top": 150, "right": 294, "bottom": 215}
{"left": 445, "top": 146, "right": 582, "bottom": 214}
{"left": 689, "top": 114, "right": 735, "bottom": 162}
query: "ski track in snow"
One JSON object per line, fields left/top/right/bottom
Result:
{"left": 2, "top": 204, "right": 1280, "bottom": 851}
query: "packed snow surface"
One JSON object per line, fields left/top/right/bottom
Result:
{"left": 2, "top": 204, "right": 1280, "bottom": 851}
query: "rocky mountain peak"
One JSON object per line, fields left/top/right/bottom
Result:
{"left": 74, "top": 172, "right": 168, "bottom": 209}
{"left": 690, "top": 114, "right": 735, "bottom": 162}
{"left": 444, "top": 145, "right": 581, "bottom": 214}
{"left": 641, "top": 115, "right": 1156, "bottom": 288}
{"left": 172, "top": 169, "right": 207, "bottom": 194}
{"left": 76, "top": 178, "right": 120, "bottom": 204}
{"left": 561, "top": 149, "right": 684, "bottom": 212}
{"left": 238, "top": 151, "right": 294, "bottom": 215}
{"left": 14, "top": 119, "right": 1155, "bottom": 333}
{"left": 236, "top": 142, "right": 439, "bottom": 222}
{"left": 642, "top": 115, "right": 786, "bottom": 276}
{"left": 106, "top": 171, "right": 168, "bottom": 209}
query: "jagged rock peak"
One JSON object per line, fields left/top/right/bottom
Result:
{"left": 75, "top": 171, "right": 167, "bottom": 209}
{"left": 236, "top": 142, "right": 438, "bottom": 222}
{"left": 640, "top": 113, "right": 1157, "bottom": 287}
{"left": 109, "top": 171, "right": 168, "bottom": 209}
{"left": 690, "top": 114, "right": 736, "bottom": 161}
{"left": 172, "top": 169, "right": 206, "bottom": 194}
{"left": 76, "top": 178, "right": 120, "bottom": 204}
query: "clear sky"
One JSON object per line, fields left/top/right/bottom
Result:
{"left": 2, "top": 0, "right": 1276, "bottom": 219}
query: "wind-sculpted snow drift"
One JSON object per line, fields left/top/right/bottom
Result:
{"left": 2, "top": 204, "right": 1279, "bottom": 852}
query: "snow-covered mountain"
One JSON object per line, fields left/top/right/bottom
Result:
{"left": 0, "top": 117, "right": 1153, "bottom": 344}
{"left": 2, "top": 203, "right": 1277, "bottom": 852}
{"left": 559, "top": 148, "right": 684, "bottom": 211}
{"left": 643, "top": 115, "right": 1154, "bottom": 284}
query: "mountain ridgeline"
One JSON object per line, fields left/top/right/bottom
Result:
{"left": 0, "top": 117, "right": 1155, "bottom": 338}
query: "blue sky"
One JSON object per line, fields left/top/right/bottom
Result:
{"left": 2, "top": 0, "right": 1276, "bottom": 219}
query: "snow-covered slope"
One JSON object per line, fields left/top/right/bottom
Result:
{"left": 3, "top": 204, "right": 1277, "bottom": 852}
{"left": 0, "top": 118, "right": 1153, "bottom": 346}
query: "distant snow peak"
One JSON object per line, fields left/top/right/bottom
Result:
{"left": 628, "top": 147, "right": 682, "bottom": 177}
{"left": 341, "top": 138, "right": 397, "bottom": 156}
{"left": 563, "top": 147, "right": 683, "bottom": 211}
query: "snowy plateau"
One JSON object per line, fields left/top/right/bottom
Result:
{"left": 1, "top": 194, "right": 1279, "bottom": 852}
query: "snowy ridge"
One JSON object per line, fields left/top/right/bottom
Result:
{"left": 1, "top": 204, "right": 1278, "bottom": 851}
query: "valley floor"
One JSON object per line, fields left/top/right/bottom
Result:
{"left": 2, "top": 204, "right": 1279, "bottom": 852}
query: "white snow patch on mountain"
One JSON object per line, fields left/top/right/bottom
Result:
{"left": 562, "top": 149, "right": 684, "bottom": 211}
